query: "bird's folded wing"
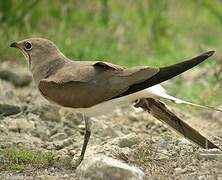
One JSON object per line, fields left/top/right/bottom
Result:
{"left": 38, "top": 61, "right": 159, "bottom": 108}
{"left": 38, "top": 51, "right": 214, "bottom": 108}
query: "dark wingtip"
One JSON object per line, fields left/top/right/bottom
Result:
{"left": 206, "top": 141, "right": 222, "bottom": 151}
{"left": 115, "top": 51, "right": 216, "bottom": 98}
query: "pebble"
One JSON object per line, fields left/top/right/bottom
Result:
{"left": 128, "top": 111, "right": 140, "bottom": 121}
{"left": 0, "top": 103, "right": 21, "bottom": 116}
{"left": 76, "top": 155, "right": 145, "bottom": 180}
{"left": 50, "top": 132, "right": 67, "bottom": 141}
{"left": 92, "top": 121, "right": 120, "bottom": 138}
{"left": 53, "top": 138, "right": 74, "bottom": 150}
{"left": 39, "top": 104, "right": 61, "bottom": 122}
{"left": 63, "top": 111, "right": 82, "bottom": 125}
{"left": 7, "top": 118, "right": 35, "bottom": 133}
{"left": 115, "top": 133, "right": 141, "bottom": 148}
{"left": 196, "top": 148, "right": 222, "bottom": 160}
{"left": 0, "top": 68, "right": 32, "bottom": 87}
{"left": 178, "top": 138, "right": 192, "bottom": 146}
{"left": 198, "top": 148, "right": 222, "bottom": 154}
{"left": 174, "top": 167, "right": 186, "bottom": 175}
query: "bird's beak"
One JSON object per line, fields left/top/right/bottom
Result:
{"left": 10, "top": 41, "right": 31, "bottom": 68}
{"left": 10, "top": 42, "right": 18, "bottom": 48}
{"left": 10, "top": 42, "right": 24, "bottom": 51}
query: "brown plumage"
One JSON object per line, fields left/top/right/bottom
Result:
{"left": 10, "top": 37, "right": 221, "bottom": 166}
{"left": 38, "top": 51, "right": 213, "bottom": 108}
{"left": 38, "top": 61, "right": 158, "bottom": 108}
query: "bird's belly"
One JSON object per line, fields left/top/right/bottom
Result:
{"left": 69, "top": 88, "right": 157, "bottom": 117}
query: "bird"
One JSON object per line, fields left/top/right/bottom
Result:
{"left": 10, "top": 37, "right": 222, "bottom": 166}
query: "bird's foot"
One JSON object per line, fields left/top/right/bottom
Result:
{"left": 71, "top": 155, "right": 83, "bottom": 169}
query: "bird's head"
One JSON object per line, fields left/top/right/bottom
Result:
{"left": 10, "top": 38, "right": 64, "bottom": 69}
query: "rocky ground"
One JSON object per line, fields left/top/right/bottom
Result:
{"left": 0, "top": 61, "right": 222, "bottom": 180}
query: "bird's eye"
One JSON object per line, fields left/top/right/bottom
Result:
{"left": 24, "top": 42, "right": 32, "bottom": 51}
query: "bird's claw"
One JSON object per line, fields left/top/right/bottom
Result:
{"left": 71, "top": 156, "right": 83, "bottom": 168}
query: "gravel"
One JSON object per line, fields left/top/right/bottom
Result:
{"left": 0, "top": 62, "right": 221, "bottom": 179}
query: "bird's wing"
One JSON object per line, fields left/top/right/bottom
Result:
{"left": 43, "top": 61, "right": 139, "bottom": 83}
{"left": 134, "top": 98, "right": 221, "bottom": 150}
{"left": 38, "top": 51, "right": 214, "bottom": 108}
{"left": 38, "top": 61, "right": 159, "bottom": 108}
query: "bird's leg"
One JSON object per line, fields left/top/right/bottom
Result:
{"left": 73, "top": 114, "right": 92, "bottom": 167}
{"left": 80, "top": 115, "right": 91, "bottom": 161}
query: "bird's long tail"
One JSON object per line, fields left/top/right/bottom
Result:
{"left": 134, "top": 98, "right": 221, "bottom": 150}
{"left": 120, "top": 51, "right": 215, "bottom": 97}
{"left": 147, "top": 85, "right": 222, "bottom": 112}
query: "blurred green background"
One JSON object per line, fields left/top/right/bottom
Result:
{"left": 0, "top": 0, "right": 221, "bottom": 108}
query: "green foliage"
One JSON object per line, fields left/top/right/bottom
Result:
{"left": 0, "top": 0, "right": 39, "bottom": 26}
{"left": 0, "top": 148, "right": 56, "bottom": 171}
{"left": 0, "top": 0, "right": 221, "bottom": 65}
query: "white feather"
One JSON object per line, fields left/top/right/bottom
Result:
{"left": 69, "top": 84, "right": 222, "bottom": 117}
{"left": 143, "top": 84, "right": 222, "bottom": 112}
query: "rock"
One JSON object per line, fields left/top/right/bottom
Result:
{"left": 128, "top": 111, "right": 140, "bottom": 121}
{"left": 174, "top": 167, "right": 186, "bottom": 175}
{"left": 177, "top": 138, "right": 194, "bottom": 154}
{"left": 196, "top": 148, "right": 222, "bottom": 160}
{"left": 92, "top": 120, "right": 121, "bottom": 138}
{"left": 63, "top": 111, "right": 83, "bottom": 125}
{"left": 35, "top": 175, "right": 65, "bottom": 180}
{"left": 197, "top": 153, "right": 222, "bottom": 160}
{"left": 0, "top": 68, "right": 32, "bottom": 87}
{"left": 198, "top": 148, "right": 222, "bottom": 154}
{"left": 50, "top": 132, "right": 67, "bottom": 141}
{"left": 27, "top": 104, "right": 61, "bottom": 122}
{"left": 115, "top": 133, "right": 141, "bottom": 148}
{"left": 53, "top": 138, "right": 74, "bottom": 150}
{"left": 63, "top": 127, "right": 75, "bottom": 136}
{"left": 178, "top": 138, "right": 192, "bottom": 146}
{"left": 39, "top": 104, "right": 61, "bottom": 122}
{"left": 0, "top": 103, "right": 21, "bottom": 116}
{"left": 7, "top": 118, "right": 35, "bottom": 133}
{"left": 198, "top": 175, "right": 207, "bottom": 180}
{"left": 76, "top": 155, "right": 144, "bottom": 180}
{"left": 157, "top": 139, "right": 168, "bottom": 149}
